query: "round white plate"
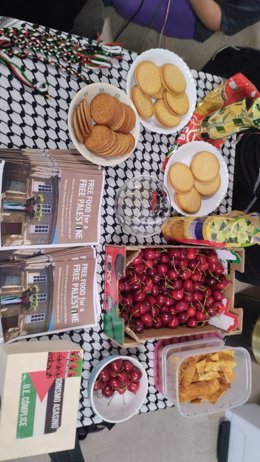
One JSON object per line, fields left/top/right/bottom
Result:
{"left": 126, "top": 48, "right": 197, "bottom": 135}
{"left": 164, "top": 141, "right": 229, "bottom": 216}
{"left": 68, "top": 83, "right": 140, "bottom": 167}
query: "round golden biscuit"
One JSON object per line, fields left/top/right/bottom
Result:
{"left": 90, "top": 93, "right": 118, "bottom": 126}
{"left": 152, "top": 87, "right": 164, "bottom": 100}
{"left": 135, "top": 61, "right": 161, "bottom": 96}
{"left": 165, "top": 91, "right": 189, "bottom": 116}
{"left": 176, "top": 188, "right": 201, "bottom": 214}
{"left": 82, "top": 99, "right": 92, "bottom": 132}
{"left": 191, "top": 151, "right": 220, "bottom": 182}
{"left": 162, "top": 64, "right": 186, "bottom": 94}
{"left": 132, "top": 86, "right": 153, "bottom": 119}
{"left": 118, "top": 103, "right": 136, "bottom": 133}
{"left": 85, "top": 125, "right": 112, "bottom": 152}
{"left": 154, "top": 99, "right": 181, "bottom": 128}
{"left": 110, "top": 102, "right": 125, "bottom": 131}
{"left": 194, "top": 174, "right": 221, "bottom": 196}
{"left": 73, "top": 112, "right": 84, "bottom": 143}
{"left": 169, "top": 162, "right": 194, "bottom": 193}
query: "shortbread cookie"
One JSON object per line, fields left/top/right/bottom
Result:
{"left": 132, "top": 86, "right": 153, "bottom": 119}
{"left": 118, "top": 103, "right": 136, "bottom": 133}
{"left": 191, "top": 151, "right": 220, "bottom": 182}
{"left": 165, "top": 91, "right": 189, "bottom": 116}
{"left": 85, "top": 125, "right": 113, "bottom": 152}
{"left": 162, "top": 64, "right": 186, "bottom": 94}
{"left": 135, "top": 61, "right": 161, "bottom": 96}
{"left": 169, "top": 163, "right": 194, "bottom": 193}
{"left": 176, "top": 188, "right": 201, "bottom": 214}
{"left": 81, "top": 99, "right": 92, "bottom": 132}
{"left": 154, "top": 99, "right": 181, "bottom": 128}
{"left": 194, "top": 174, "right": 221, "bottom": 196}
{"left": 90, "top": 93, "right": 118, "bottom": 126}
{"left": 73, "top": 111, "right": 84, "bottom": 143}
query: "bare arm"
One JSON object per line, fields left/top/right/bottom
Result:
{"left": 190, "top": 0, "right": 222, "bottom": 31}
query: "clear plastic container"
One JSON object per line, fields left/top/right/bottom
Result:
{"left": 164, "top": 344, "right": 252, "bottom": 417}
{"left": 161, "top": 337, "right": 224, "bottom": 400}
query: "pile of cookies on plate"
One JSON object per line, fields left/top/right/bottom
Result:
{"left": 169, "top": 151, "right": 221, "bottom": 214}
{"left": 132, "top": 60, "right": 189, "bottom": 128}
{"left": 73, "top": 93, "right": 136, "bottom": 158}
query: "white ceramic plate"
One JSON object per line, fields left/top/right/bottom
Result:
{"left": 68, "top": 83, "right": 140, "bottom": 167}
{"left": 164, "top": 141, "right": 229, "bottom": 216}
{"left": 126, "top": 48, "right": 197, "bottom": 135}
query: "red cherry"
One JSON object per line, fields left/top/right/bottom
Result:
{"left": 141, "top": 313, "right": 153, "bottom": 328}
{"left": 187, "top": 249, "right": 198, "bottom": 260}
{"left": 215, "top": 263, "right": 224, "bottom": 275}
{"left": 156, "top": 264, "right": 168, "bottom": 276}
{"left": 143, "top": 248, "right": 157, "bottom": 260}
{"left": 133, "top": 290, "right": 146, "bottom": 302}
{"left": 165, "top": 296, "right": 175, "bottom": 307}
{"left": 207, "top": 253, "right": 218, "bottom": 265}
{"left": 196, "top": 311, "right": 207, "bottom": 321}
{"left": 169, "top": 306, "right": 177, "bottom": 315}
{"left": 130, "top": 319, "right": 144, "bottom": 333}
{"left": 160, "top": 254, "right": 169, "bottom": 264}
{"left": 108, "top": 377, "right": 121, "bottom": 390}
{"left": 151, "top": 306, "right": 160, "bottom": 317}
{"left": 94, "top": 380, "right": 105, "bottom": 391}
{"left": 183, "top": 280, "right": 194, "bottom": 292}
{"left": 187, "top": 317, "right": 198, "bottom": 328}
{"left": 167, "top": 269, "right": 178, "bottom": 280}
{"left": 175, "top": 301, "right": 188, "bottom": 313}
{"left": 130, "top": 367, "right": 142, "bottom": 382}
{"left": 213, "top": 302, "right": 226, "bottom": 313}
{"left": 171, "top": 279, "right": 183, "bottom": 290}
{"left": 204, "top": 287, "right": 212, "bottom": 297}
{"left": 152, "top": 284, "right": 160, "bottom": 296}
{"left": 178, "top": 250, "right": 188, "bottom": 260}
{"left": 102, "top": 385, "right": 115, "bottom": 398}
{"left": 180, "top": 269, "right": 192, "bottom": 280}
{"left": 192, "top": 292, "right": 203, "bottom": 302}
{"left": 98, "top": 367, "right": 111, "bottom": 383}
{"left": 213, "top": 290, "right": 225, "bottom": 302}
{"left": 127, "top": 381, "right": 140, "bottom": 394}
{"left": 122, "top": 293, "right": 134, "bottom": 307}
{"left": 171, "top": 289, "right": 184, "bottom": 301}
{"left": 153, "top": 317, "right": 163, "bottom": 328}
{"left": 109, "top": 360, "right": 123, "bottom": 374}
{"left": 156, "top": 294, "right": 166, "bottom": 306}
{"left": 184, "top": 292, "right": 193, "bottom": 303}
{"left": 117, "top": 371, "right": 129, "bottom": 386}
{"left": 187, "top": 307, "right": 196, "bottom": 317}
{"left": 178, "top": 312, "right": 189, "bottom": 324}
{"left": 131, "top": 253, "right": 143, "bottom": 266}
{"left": 147, "top": 267, "right": 157, "bottom": 277}
{"left": 205, "top": 296, "right": 215, "bottom": 307}
{"left": 168, "top": 316, "right": 179, "bottom": 328}
{"left": 206, "top": 307, "right": 216, "bottom": 317}
{"left": 118, "top": 386, "right": 126, "bottom": 395}
{"left": 160, "top": 312, "right": 172, "bottom": 326}
{"left": 123, "top": 360, "right": 134, "bottom": 373}
{"left": 153, "top": 274, "right": 162, "bottom": 284}
{"left": 135, "top": 263, "right": 146, "bottom": 274}
{"left": 146, "top": 295, "right": 157, "bottom": 307}
{"left": 168, "top": 249, "right": 181, "bottom": 258}
{"left": 193, "top": 301, "right": 202, "bottom": 311}
{"left": 191, "top": 270, "right": 201, "bottom": 282}
{"left": 215, "top": 276, "right": 229, "bottom": 290}
{"left": 177, "top": 258, "right": 189, "bottom": 269}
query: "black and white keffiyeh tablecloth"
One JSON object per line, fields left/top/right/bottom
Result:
{"left": 0, "top": 23, "right": 235, "bottom": 427}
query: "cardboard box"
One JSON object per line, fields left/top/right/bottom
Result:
{"left": 0, "top": 340, "right": 83, "bottom": 461}
{"left": 104, "top": 245, "right": 244, "bottom": 347}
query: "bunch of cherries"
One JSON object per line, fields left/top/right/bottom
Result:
{"left": 94, "top": 359, "right": 143, "bottom": 398}
{"left": 118, "top": 247, "right": 230, "bottom": 333}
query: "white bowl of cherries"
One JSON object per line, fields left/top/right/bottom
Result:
{"left": 88, "top": 355, "right": 148, "bottom": 423}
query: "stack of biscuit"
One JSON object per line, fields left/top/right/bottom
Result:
{"left": 132, "top": 60, "right": 189, "bottom": 129}
{"left": 73, "top": 92, "right": 136, "bottom": 158}
{"left": 168, "top": 151, "right": 221, "bottom": 214}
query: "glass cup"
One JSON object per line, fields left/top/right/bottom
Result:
{"left": 114, "top": 175, "right": 172, "bottom": 237}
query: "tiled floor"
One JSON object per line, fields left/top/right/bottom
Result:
{"left": 3, "top": 6, "right": 260, "bottom": 462}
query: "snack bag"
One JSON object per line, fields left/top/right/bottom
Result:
{"left": 199, "top": 97, "right": 260, "bottom": 140}
{"left": 162, "top": 212, "right": 260, "bottom": 248}
{"left": 163, "top": 73, "right": 260, "bottom": 171}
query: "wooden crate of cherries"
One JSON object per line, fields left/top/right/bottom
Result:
{"left": 118, "top": 247, "right": 234, "bottom": 336}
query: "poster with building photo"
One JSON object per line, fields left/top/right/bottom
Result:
{"left": 0, "top": 247, "right": 98, "bottom": 343}
{"left": 0, "top": 149, "right": 104, "bottom": 249}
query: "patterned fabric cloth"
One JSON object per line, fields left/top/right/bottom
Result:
{"left": 0, "top": 24, "right": 235, "bottom": 427}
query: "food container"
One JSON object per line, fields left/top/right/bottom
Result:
{"left": 88, "top": 355, "right": 148, "bottom": 423}
{"left": 103, "top": 245, "right": 244, "bottom": 347}
{"left": 159, "top": 337, "right": 224, "bottom": 397}
{"left": 164, "top": 345, "right": 251, "bottom": 417}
